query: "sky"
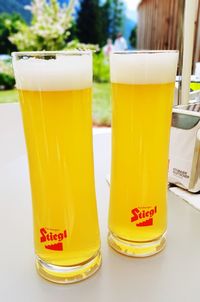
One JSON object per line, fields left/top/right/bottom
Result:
{"left": 124, "top": 0, "right": 140, "bottom": 21}
{"left": 100, "top": 0, "right": 141, "bottom": 12}
{"left": 125, "top": 0, "right": 141, "bottom": 11}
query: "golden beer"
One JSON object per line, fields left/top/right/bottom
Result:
{"left": 12, "top": 52, "right": 101, "bottom": 283}
{"left": 108, "top": 51, "right": 178, "bottom": 257}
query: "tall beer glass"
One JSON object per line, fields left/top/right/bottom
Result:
{"left": 12, "top": 51, "right": 101, "bottom": 283}
{"left": 108, "top": 51, "right": 178, "bottom": 257}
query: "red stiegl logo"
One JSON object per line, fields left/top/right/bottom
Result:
{"left": 40, "top": 228, "right": 67, "bottom": 251}
{"left": 131, "top": 206, "right": 157, "bottom": 227}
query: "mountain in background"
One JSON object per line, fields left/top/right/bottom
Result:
{"left": 0, "top": 0, "right": 70, "bottom": 22}
{"left": 0, "top": 0, "right": 31, "bottom": 21}
{"left": 124, "top": 17, "right": 136, "bottom": 45}
{"left": 123, "top": 9, "right": 137, "bottom": 46}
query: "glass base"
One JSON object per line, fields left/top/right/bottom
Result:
{"left": 35, "top": 251, "right": 101, "bottom": 284}
{"left": 108, "top": 232, "right": 166, "bottom": 257}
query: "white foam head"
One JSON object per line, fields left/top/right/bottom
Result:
{"left": 110, "top": 51, "right": 178, "bottom": 84}
{"left": 12, "top": 51, "right": 92, "bottom": 91}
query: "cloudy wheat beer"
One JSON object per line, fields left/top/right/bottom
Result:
{"left": 12, "top": 52, "right": 101, "bottom": 283}
{"left": 108, "top": 51, "right": 178, "bottom": 257}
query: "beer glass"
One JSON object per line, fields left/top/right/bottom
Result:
{"left": 12, "top": 51, "right": 101, "bottom": 283}
{"left": 108, "top": 51, "right": 178, "bottom": 257}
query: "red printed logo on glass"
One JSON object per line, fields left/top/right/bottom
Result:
{"left": 40, "top": 228, "right": 67, "bottom": 251}
{"left": 131, "top": 206, "right": 157, "bottom": 227}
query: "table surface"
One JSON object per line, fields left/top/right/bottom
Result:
{"left": 1, "top": 103, "right": 200, "bottom": 302}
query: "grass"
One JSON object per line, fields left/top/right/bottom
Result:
{"left": 0, "top": 89, "right": 18, "bottom": 103}
{"left": 92, "top": 83, "right": 111, "bottom": 126}
{"left": 0, "top": 83, "right": 111, "bottom": 126}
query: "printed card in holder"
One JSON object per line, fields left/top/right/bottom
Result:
{"left": 169, "top": 102, "right": 200, "bottom": 193}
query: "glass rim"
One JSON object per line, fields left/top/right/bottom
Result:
{"left": 12, "top": 50, "right": 92, "bottom": 58}
{"left": 112, "top": 50, "right": 179, "bottom": 55}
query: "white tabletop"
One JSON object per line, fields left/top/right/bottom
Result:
{"left": 1, "top": 103, "right": 200, "bottom": 302}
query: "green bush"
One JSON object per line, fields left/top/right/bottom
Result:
{"left": 66, "top": 39, "right": 99, "bottom": 51}
{"left": 0, "top": 73, "right": 15, "bottom": 90}
{"left": 0, "top": 59, "right": 15, "bottom": 90}
{"left": 9, "top": 0, "right": 75, "bottom": 51}
{"left": 93, "top": 51, "right": 110, "bottom": 83}
{"left": 0, "top": 13, "right": 25, "bottom": 54}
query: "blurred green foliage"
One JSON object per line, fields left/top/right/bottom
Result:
{"left": 0, "top": 13, "right": 25, "bottom": 54}
{"left": 0, "top": 88, "right": 18, "bottom": 102}
{"left": 92, "top": 83, "right": 111, "bottom": 126}
{"left": 77, "top": 0, "right": 104, "bottom": 46}
{"left": 93, "top": 52, "right": 110, "bottom": 83}
{"left": 0, "top": 59, "right": 15, "bottom": 90}
{"left": 76, "top": 0, "right": 124, "bottom": 46}
{"left": 129, "top": 26, "right": 137, "bottom": 49}
{"left": 9, "top": 0, "right": 75, "bottom": 51}
{"left": 0, "top": 73, "right": 15, "bottom": 90}
{"left": 66, "top": 40, "right": 99, "bottom": 51}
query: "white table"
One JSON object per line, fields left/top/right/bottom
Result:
{"left": 1, "top": 103, "right": 200, "bottom": 302}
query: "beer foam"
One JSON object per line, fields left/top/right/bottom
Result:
{"left": 110, "top": 51, "right": 178, "bottom": 84}
{"left": 12, "top": 53, "right": 92, "bottom": 91}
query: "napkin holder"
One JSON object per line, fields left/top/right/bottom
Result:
{"left": 168, "top": 103, "right": 200, "bottom": 193}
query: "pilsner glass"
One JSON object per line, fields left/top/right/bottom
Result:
{"left": 12, "top": 51, "right": 101, "bottom": 283}
{"left": 108, "top": 51, "right": 178, "bottom": 257}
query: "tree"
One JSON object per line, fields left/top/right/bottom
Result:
{"left": 129, "top": 26, "right": 137, "bottom": 49}
{"left": 100, "top": 0, "right": 124, "bottom": 42}
{"left": 9, "top": 0, "right": 75, "bottom": 51}
{"left": 76, "top": 0, "right": 124, "bottom": 47}
{"left": 0, "top": 13, "right": 25, "bottom": 54}
{"left": 100, "top": 0, "right": 112, "bottom": 44}
{"left": 110, "top": 0, "right": 124, "bottom": 40}
{"left": 76, "top": 0, "right": 104, "bottom": 46}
